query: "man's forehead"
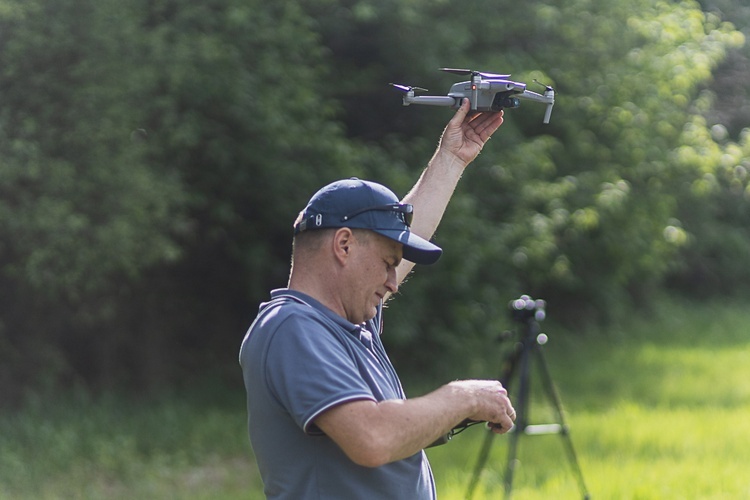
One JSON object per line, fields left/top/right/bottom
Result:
{"left": 371, "top": 231, "right": 403, "bottom": 259}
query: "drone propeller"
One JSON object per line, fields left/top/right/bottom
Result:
{"left": 533, "top": 79, "right": 554, "bottom": 92}
{"left": 389, "top": 83, "right": 429, "bottom": 93}
{"left": 439, "top": 68, "right": 511, "bottom": 79}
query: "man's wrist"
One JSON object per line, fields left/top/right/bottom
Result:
{"left": 444, "top": 380, "right": 479, "bottom": 419}
{"left": 430, "top": 148, "right": 468, "bottom": 175}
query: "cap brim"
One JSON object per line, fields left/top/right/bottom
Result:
{"left": 373, "top": 229, "right": 442, "bottom": 265}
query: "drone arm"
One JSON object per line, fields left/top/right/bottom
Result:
{"left": 517, "top": 89, "right": 555, "bottom": 124}
{"left": 516, "top": 89, "right": 553, "bottom": 105}
{"left": 402, "top": 95, "right": 461, "bottom": 108}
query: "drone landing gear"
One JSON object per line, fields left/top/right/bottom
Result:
{"left": 465, "top": 296, "right": 590, "bottom": 500}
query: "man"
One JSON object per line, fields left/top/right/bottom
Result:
{"left": 240, "top": 99, "right": 515, "bottom": 499}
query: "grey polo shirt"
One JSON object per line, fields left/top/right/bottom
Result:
{"left": 239, "top": 288, "right": 436, "bottom": 499}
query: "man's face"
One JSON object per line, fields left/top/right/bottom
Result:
{"left": 343, "top": 231, "right": 403, "bottom": 324}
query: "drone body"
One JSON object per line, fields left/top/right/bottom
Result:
{"left": 391, "top": 68, "right": 555, "bottom": 123}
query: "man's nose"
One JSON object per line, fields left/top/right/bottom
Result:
{"left": 385, "top": 267, "right": 399, "bottom": 294}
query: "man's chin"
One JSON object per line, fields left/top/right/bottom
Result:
{"left": 363, "top": 306, "right": 379, "bottom": 323}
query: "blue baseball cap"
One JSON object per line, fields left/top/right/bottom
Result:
{"left": 293, "top": 178, "right": 442, "bottom": 265}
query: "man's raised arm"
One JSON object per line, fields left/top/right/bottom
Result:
{"left": 396, "top": 99, "right": 504, "bottom": 284}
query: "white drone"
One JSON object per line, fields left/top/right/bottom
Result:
{"left": 390, "top": 68, "right": 555, "bottom": 123}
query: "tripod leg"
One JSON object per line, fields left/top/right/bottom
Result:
{"left": 465, "top": 426, "right": 496, "bottom": 500}
{"left": 466, "top": 342, "right": 522, "bottom": 500}
{"left": 533, "top": 346, "right": 590, "bottom": 500}
{"left": 503, "top": 422, "right": 521, "bottom": 498}
{"left": 504, "top": 335, "right": 533, "bottom": 498}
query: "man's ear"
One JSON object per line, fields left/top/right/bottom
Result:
{"left": 332, "top": 228, "right": 354, "bottom": 264}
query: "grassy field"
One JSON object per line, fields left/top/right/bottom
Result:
{"left": 428, "top": 296, "right": 750, "bottom": 499}
{"left": 0, "top": 386, "right": 257, "bottom": 499}
{"left": 1, "top": 296, "right": 749, "bottom": 499}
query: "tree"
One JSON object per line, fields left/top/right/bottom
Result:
{"left": 0, "top": 0, "right": 368, "bottom": 399}
{"left": 0, "top": 0, "right": 187, "bottom": 399}
{"left": 669, "top": 0, "right": 750, "bottom": 295}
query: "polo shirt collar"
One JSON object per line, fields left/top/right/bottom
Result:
{"left": 270, "top": 288, "right": 361, "bottom": 334}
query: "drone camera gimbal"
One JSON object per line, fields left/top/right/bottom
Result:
{"left": 390, "top": 68, "right": 555, "bottom": 123}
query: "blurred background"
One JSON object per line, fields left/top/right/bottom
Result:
{"left": 1, "top": 0, "right": 749, "bottom": 496}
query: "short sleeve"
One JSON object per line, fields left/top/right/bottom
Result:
{"left": 264, "top": 313, "right": 377, "bottom": 434}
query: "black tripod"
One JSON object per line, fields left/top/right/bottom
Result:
{"left": 465, "top": 296, "right": 590, "bottom": 500}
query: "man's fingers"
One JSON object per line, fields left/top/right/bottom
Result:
{"left": 488, "top": 414, "right": 515, "bottom": 434}
{"left": 470, "top": 110, "right": 504, "bottom": 137}
{"left": 450, "top": 98, "right": 471, "bottom": 125}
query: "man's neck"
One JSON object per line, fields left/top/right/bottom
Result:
{"left": 288, "top": 272, "right": 348, "bottom": 322}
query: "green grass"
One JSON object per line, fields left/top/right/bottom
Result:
{"left": 2, "top": 296, "right": 750, "bottom": 499}
{"left": 0, "top": 388, "right": 261, "bottom": 499}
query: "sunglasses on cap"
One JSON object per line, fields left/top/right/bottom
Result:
{"left": 341, "top": 203, "right": 414, "bottom": 227}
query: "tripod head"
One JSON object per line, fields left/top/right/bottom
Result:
{"left": 508, "top": 295, "right": 549, "bottom": 346}
{"left": 510, "top": 295, "right": 546, "bottom": 323}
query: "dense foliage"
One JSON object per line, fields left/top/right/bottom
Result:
{"left": 0, "top": 0, "right": 748, "bottom": 400}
